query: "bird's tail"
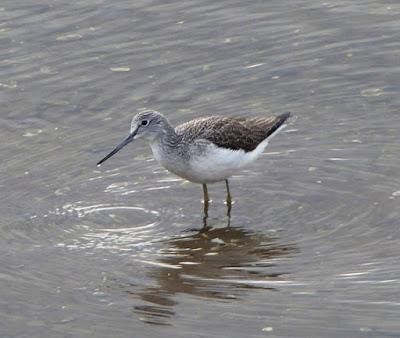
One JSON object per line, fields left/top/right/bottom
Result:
{"left": 265, "top": 112, "right": 291, "bottom": 139}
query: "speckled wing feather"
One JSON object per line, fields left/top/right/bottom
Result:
{"left": 175, "top": 112, "right": 290, "bottom": 152}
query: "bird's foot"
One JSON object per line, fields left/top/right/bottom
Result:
{"left": 201, "top": 199, "right": 212, "bottom": 205}
{"left": 223, "top": 199, "right": 235, "bottom": 206}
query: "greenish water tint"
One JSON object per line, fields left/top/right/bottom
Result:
{"left": 1, "top": 0, "right": 400, "bottom": 337}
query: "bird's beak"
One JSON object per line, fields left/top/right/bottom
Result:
{"left": 97, "top": 128, "right": 138, "bottom": 166}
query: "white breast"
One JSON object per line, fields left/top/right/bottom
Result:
{"left": 150, "top": 142, "right": 192, "bottom": 180}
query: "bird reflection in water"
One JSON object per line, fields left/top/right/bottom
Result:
{"left": 129, "top": 224, "right": 296, "bottom": 325}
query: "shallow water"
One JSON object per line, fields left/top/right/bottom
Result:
{"left": 1, "top": 0, "right": 400, "bottom": 337}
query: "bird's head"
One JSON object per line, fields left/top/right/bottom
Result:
{"left": 97, "top": 110, "right": 168, "bottom": 166}
{"left": 130, "top": 110, "right": 167, "bottom": 141}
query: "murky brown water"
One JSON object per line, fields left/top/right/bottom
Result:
{"left": 1, "top": 0, "right": 400, "bottom": 337}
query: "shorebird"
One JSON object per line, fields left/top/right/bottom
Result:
{"left": 97, "top": 110, "right": 290, "bottom": 219}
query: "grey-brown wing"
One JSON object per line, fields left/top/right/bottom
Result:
{"left": 175, "top": 113, "right": 290, "bottom": 152}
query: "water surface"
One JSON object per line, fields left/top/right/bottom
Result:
{"left": 1, "top": 0, "right": 400, "bottom": 337}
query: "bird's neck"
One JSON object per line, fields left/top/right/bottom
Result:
{"left": 149, "top": 121, "right": 182, "bottom": 167}
{"left": 160, "top": 119, "right": 179, "bottom": 145}
{"left": 154, "top": 119, "right": 180, "bottom": 148}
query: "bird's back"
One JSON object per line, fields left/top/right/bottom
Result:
{"left": 175, "top": 113, "right": 290, "bottom": 152}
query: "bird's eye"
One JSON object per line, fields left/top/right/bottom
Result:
{"left": 141, "top": 120, "right": 148, "bottom": 126}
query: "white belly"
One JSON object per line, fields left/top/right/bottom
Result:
{"left": 185, "top": 138, "right": 270, "bottom": 183}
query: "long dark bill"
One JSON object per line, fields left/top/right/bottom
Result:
{"left": 97, "top": 129, "right": 137, "bottom": 166}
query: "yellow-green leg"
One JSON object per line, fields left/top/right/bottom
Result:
{"left": 225, "top": 179, "right": 232, "bottom": 219}
{"left": 202, "top": 183, "right": 209, "bottom": 219}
